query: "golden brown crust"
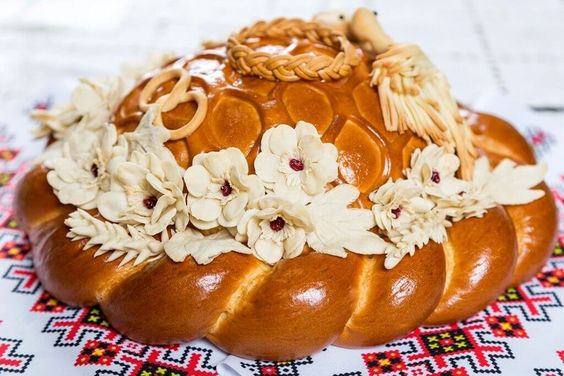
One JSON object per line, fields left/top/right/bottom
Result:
{"left": 100, "top": 253, "right": 265, "bottom": 344}
{"left": 425, "top": 207, "right": 517, "bottom": 325}
{"left": 336, "top": 242, "right": 445, "bottom": 347}
{"left": 32, "top": 215, "right": 138, "bottom": 306}
{"left": 14, "top": 165, "right": 71, "bottom": 237}
{"left": 207, "top": 253, "right": 362, "bottom": 360}
{"left": 468, "top": 111, "right": 536, "bottom": 165}
{"left": 506, "top": 182, "right": 558, "bottom": 285}
{"left": 467, "top": 110, "right": 558, "bottom": 286}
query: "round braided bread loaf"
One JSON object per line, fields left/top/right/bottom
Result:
{"left": 15, "top": 35, "right": 557, "bottom": 361}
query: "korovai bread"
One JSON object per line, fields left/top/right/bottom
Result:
{"left": 15, "top": 8, "right": 557, "bottom": 361}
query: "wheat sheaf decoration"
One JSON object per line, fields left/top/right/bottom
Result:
{"left": 346, "top": 8, "right": 478, "bottom": 180}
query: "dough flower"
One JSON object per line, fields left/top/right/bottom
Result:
{"left": 384, "top": 207, "right": 451, "bottom": 269}
{"left": 236, "top": 196, "right": 313, "bottom": 264}
{"left": 254, "top": 121, "right": 338, "bottom": 201}
{"left": 45, "top": 124, "right": 126, "bottom": 210}
{"left": 97, "top": 150, "right": 188, "bottom": 236}
{"left": 369, "top": 178, "right": 434, "bottom": 232}
{"left": 404, "top": 144, "right": 466, "bottom": 198}
{"left": 32, "top": 77, "right": 126, "bottom": 139}
{"left": 184, "top": 147, "right": 264, "bottom": 230}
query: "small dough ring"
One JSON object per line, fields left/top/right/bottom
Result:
{"left": 138, "top": 67, "right": 208, "bottom": 140}
{"left": 139, "top": 67, "right": 191, "bottom": 112}
{"left": 154, "top": 90, "right": 208, "bottom": 140}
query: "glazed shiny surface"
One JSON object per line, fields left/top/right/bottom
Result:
{"left": 505, "top": 183, "right": 558, "bottom": 285}
{"left": 33, "top": 214, "right": 138, "bottom": 306}
{"left": 425, "top": 206, "right": 517, "bottom": 325}
{"left": 101, "top": 253, "right": 265, "bottom": 344}
{"left": 336, "top": 242, "right": 445, "bottom": 347}
{"left": 208, "top": 252, "right": 362, "bottom": 360}
{"left": 13, "top": 35, "right": 558, "bottom": 361}
{"left": 467, "top": 112, "right": 558, "bottom": 286}
{"left": 468, "top": 111, "right": 536, "bottom": 165}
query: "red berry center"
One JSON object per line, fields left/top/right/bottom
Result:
{"left": 34, "top": 102, "right": 49, "bottom": 110}
{"left": 391, "top": 206, "right": 402, "bottom": 219}
{"left": 90, "top": 163, "right": 99, "bottom": 178}
{"left": 220, "top": 180, "right": 233, "bottom": 196}
{"left": 143, "top": 195, "right": 158, "bottom": 209}
{"left": 431, "top": 170, "right": 441, "bottom": 183}
{"left": 269, "top": 216, "right": 286, "bottom": 232}
{"left": 289, "top": 158, "right": 304, "bottom": 171}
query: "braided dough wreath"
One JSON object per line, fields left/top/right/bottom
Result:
{"left": 17, "top": 10, "right": 557, "bottom": 361}
{"left": 227, "top": 17, "right": 360, "bottom": 81}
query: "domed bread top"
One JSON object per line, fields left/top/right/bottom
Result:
{"left": 114, "top": 44, "right": 402, "bottom": 192}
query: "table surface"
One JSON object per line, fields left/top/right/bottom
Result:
{"left": 0, "top": 1, "right": 563, "bottom": 375}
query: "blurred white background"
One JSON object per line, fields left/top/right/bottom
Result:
{"left": 0, "top": 0, "right": 563, "bottom": 128}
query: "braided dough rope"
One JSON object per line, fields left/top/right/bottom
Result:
{"left": 226, "top": 18, "right": 360, "bottom": 81}
{"left": 138, "top": 67, "right": 208, "bottom": 140}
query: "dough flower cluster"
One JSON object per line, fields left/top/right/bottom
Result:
{"left": 39, "top": 74, "right": 547, "bottom": 269}
{"left": 369, "top": 144, "right": 547, "bottom": 268}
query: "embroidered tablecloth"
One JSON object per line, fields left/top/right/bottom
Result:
{"left": 0, "top": 94, "right": 562, "bottom": 375}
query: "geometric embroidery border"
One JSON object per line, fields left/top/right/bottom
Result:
{"left": 91, "top": 344, "right": 218, "bottom": 376}
{"left": 40, "top": 304, "right": 220, "bottom": 375}
{"left": 485, "top": 282, "right": 563, "bottom": 322}
{"left": 534, "top": 368, "right": 564, "bottom": 376}
{"left": 239, "top": 356, "right": 314, "bottom": 376}
{"left": 41, "top": 307, "right": 120, "bottom": 348}
{"left": 0, "top": 336, "right": 35, "bottom": 374}
{"left": 386, "top": 318, "right": 515, "bottom": 374}
{"left": 1, "top": 261, "right": 41, "bottom": 295}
